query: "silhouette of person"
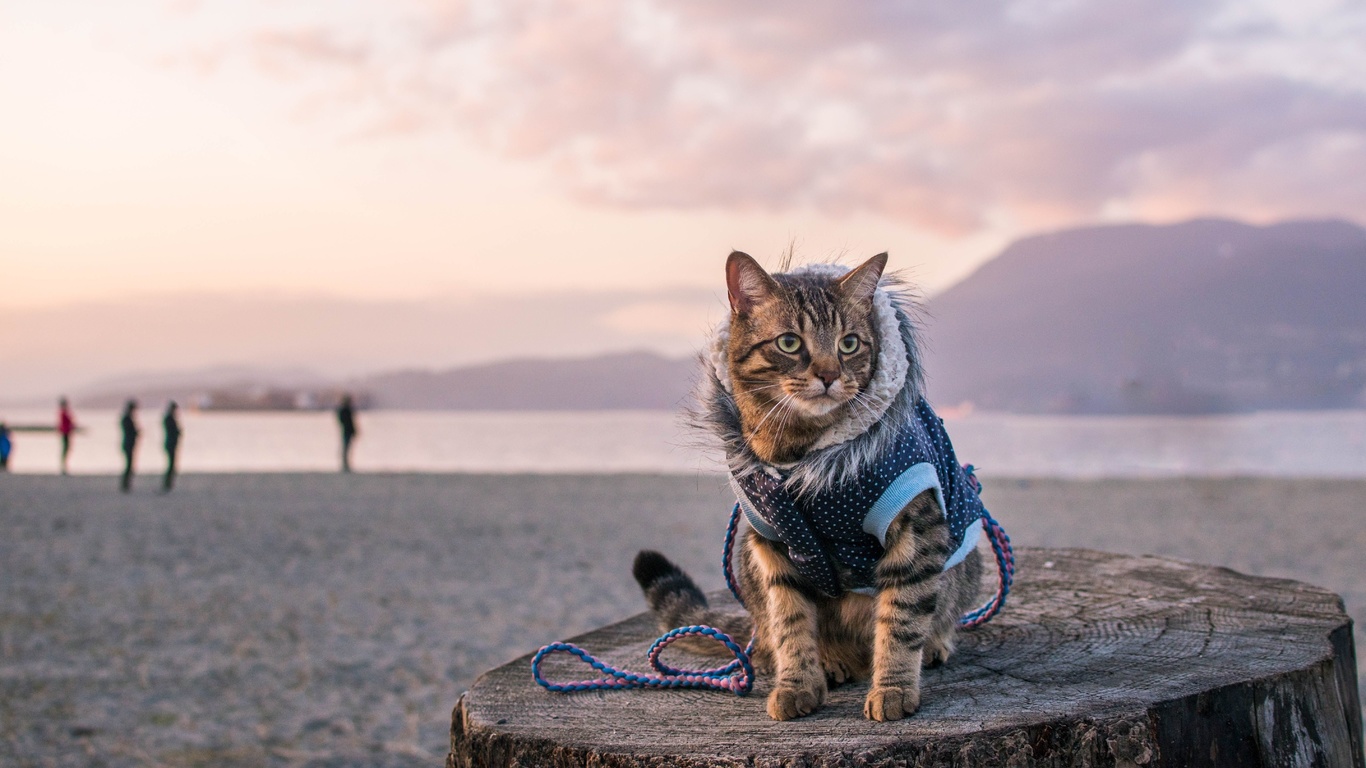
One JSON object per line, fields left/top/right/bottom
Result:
{"left": 336, "top": 394, "right": 357, "bottom": 473}
{"left": 0, "top": 422, "right": 11, "bottom": 472}
{"left": 119, "top": 400, "right": 139, "bottom": 492}
{"left": 58, "top": 397, "right": 76, "bottom": 475}
{"left": 162, "top": 401, "right": 181, "bottom": 492}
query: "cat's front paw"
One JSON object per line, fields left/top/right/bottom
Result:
{"left": 766, "top": 681, "right": 826, "bottom": 721}
{"left": 864, "top": 685, "right": 920, "bottom": 721}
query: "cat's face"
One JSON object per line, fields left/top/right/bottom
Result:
{"left": 725, "top": 252, "right": 886, "bottom": 460}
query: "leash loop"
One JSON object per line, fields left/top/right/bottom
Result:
{"left": 530, "top": 502, "right": 756, "bottom": 696}
{"left": 531, "top": 625, "right": 755, "bottom": 695}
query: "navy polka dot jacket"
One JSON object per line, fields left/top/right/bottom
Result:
{"left": 732, "top": 398, "right": 985, "bottom": 597}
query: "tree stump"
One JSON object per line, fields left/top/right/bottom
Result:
{"left": 448, "top": 548, "right": 1363, "bottom": 767}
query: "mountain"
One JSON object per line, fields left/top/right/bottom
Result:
{"left": 22, "top": 218, "right": 1366, "bottom": 415}
{"left": 0, "top": 288, "right": 719, "bottom": 404}
{"left": 920, "top": 218, "right": 1366, "bottom": 413}
{"left": 353, "top": 352, "right": 697, "bottom": 410}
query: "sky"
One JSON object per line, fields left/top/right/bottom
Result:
{"left": 2, "top": 0, "right": 1365, "bottom": 393}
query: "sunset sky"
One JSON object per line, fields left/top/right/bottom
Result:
{"left": 3, "top": 0, "right": 1365, "bottom": 394}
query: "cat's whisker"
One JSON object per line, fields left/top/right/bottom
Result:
{"left": 853, "top": 389, "right": 911, "bottom": 425}
{"left": 737, "top": 381, "right": 789, "bottom": 395}
{"left": 752, "top": 392, "right": 796, "bottom": 433}
{"left": 774, "top": 395, "right": 797, "bottom": 435}
{"left": 845, "top": 390, "right": 875, "bottom": 413}
{"left": 773, "top": 408, "right": 800, "bottom": 447}
{"left": 844, "top": 391, "right": 882, "bottom": 423}
{"left": 776, "top": 391, "right": 807, "bottom": 436}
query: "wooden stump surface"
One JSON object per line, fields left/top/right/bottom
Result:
{"left": 449, "top": 547, "right": 1363, "bottom": 767}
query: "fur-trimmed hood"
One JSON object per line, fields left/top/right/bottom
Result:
{"left": 692, "top": 262, "right": 927, "bottom": 496}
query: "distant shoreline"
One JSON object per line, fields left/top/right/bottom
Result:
{"left": 3, "top": 408, "right": 1364, "bottom": 477}
{"left": 13, "top": 467, "right": 1366, "bottom": 478}
{"left": 11, "top": 402, "right": 1366, "bottom": 415}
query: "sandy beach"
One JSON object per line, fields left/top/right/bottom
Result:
{"left": 1, "top": 472, "right": 1363, "bottom": 766}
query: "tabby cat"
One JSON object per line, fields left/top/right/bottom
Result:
{"left": 634, "top": 251, "right": 984, "bottom": 721}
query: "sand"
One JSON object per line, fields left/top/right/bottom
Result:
{"left": 1, "top": 472, "right": 1363, "bottom": 766}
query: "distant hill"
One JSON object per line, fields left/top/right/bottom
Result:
{"left": 354, "top": 352, "right": 697, "bottom": 410}
{"left": 68, "top": 352, "right": 699, "bottom": 412}
{"left": 920, "top": 218, "right": 1366, "bottom": 413}
{"left": 0, "top": 288, "right": 717, "bottom": 403}
{"left": 52, "top": 218, "right": 1366, "bottom": 415}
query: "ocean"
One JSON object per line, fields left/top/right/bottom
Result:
{"left": 3, "top": 407, "right": 1365, "bottom": 477}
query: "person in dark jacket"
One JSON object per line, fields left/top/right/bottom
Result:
{"left": 162, "top": 401, "right": 181, "bottom": 492}
{"left": 0, "top": 422, "right": 12, "bottom": 471}
{"left": 336, "top": 394, "right": 358, "bottom": 473}
{"left": 119, "top": 400, "right": 139, "bottom": 492}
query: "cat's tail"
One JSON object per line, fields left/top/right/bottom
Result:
{"left": 632, "top": 550, "right": 752, "bottom": 655}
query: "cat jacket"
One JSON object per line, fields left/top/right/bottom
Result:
{"left": 731, "top": 397, "right": 985, "bottom": 598}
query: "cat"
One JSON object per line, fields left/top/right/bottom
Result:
{"left": 634, "top": 251, "right": 985, "bottom": 722}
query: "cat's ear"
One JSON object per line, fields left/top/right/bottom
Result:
{"left": 836, "top": 252, "right": 887, "bottom": 304}
{"left": 726, "top": 251, "right": 779, "bottom": 315}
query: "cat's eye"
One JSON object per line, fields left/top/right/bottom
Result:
{"left": 775, "top": 334, "right": 802, "bottom": 354}
{"left": 839, "top": 335, "right": 861, "bottom": 354}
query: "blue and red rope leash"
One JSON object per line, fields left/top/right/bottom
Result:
{"left": 531, "top": 506, "right": 758, "bottom": 695}
{"left": 531, "top": 465, "right": 1013, "bottom": 696}
{"left": 959, "top": 465, "right": 1015, "bottom": 629}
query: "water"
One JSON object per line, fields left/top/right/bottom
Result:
{"left": 2, "top": 407, "right": 1365, "bottom": 477}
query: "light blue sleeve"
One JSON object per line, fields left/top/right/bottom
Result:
{"left": 944, "top": 519, "right": 982, "bottom": 570}
{"left": 861, "top": 462, "right": 945, "bottom": 546}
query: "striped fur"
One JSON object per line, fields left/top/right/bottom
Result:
{"left": 638, "top": 252, "right": 983, "bottom": 721}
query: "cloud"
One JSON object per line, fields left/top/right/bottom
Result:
{"left": 223, "top": 0, "right": 1366, "bottom": 233}
{"left": 249, "top": 28, "right": 370, "bottom": 76}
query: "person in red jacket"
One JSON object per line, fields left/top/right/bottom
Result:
{"left": 58, "top": 397, "right": 77, "bottom": 475}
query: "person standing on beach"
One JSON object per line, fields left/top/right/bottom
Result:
{"left": 0, "top": 422, "right": 12, "bottom": 471}
{"left": 58, "top": 397, "right": 76, "bottom": 474}
{"left": 162, "top": 401, "right": 181, "bottom": 492}
{"left": 119, "top": 400, "right": 139, "bottom": 492}
{"left": 336, "top": 394, "right": 357, "bottom": 473}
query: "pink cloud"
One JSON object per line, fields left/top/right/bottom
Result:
{"left": 250, "top": 28, "right": 370, "bottom": 77}
{"left": 217, "top": 0, "right": 1366, "bottom": 233}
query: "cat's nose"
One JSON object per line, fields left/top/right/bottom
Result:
{"left": 813, "top": 370, "right": 839, "bottom": 388}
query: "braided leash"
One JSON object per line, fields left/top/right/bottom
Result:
{"left": 532, "top": 466, "right": 1014, "bottom": 694}
{"left": 959, "top": 465, "right": 1015, "bottom": 628}
{"left": 531, "top": 503, "right": 757, "bottom": 695}
{"left": 530, "top": 625, "right": 755, "bottom": 694}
